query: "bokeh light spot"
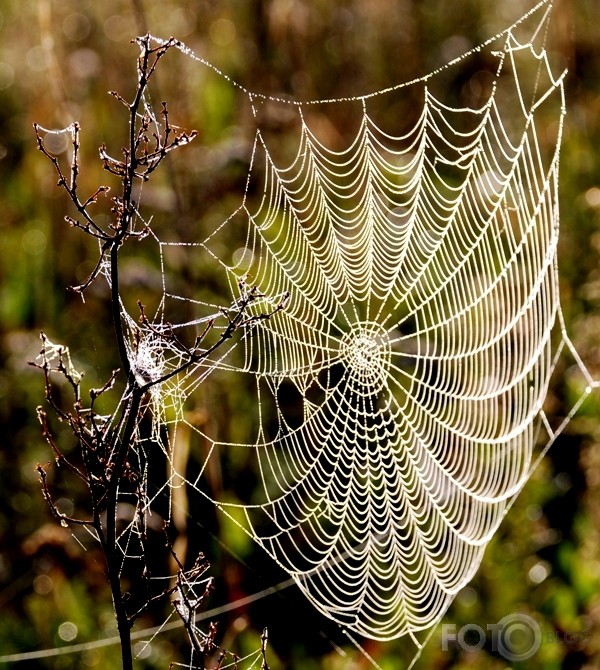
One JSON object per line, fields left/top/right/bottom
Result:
{"left": 33, "top": 574, "right": 54, "bottom": 595}
{"left": 210, "top": 18, "right": 236, "bottom": 46}
{"left": 26, "top": 46, "right": 48, "bottom": 72}
{"left": 22, "top": 227, "right": 47, "bottom": 255}
{"left": 42, "top": 132, "right": 69, "bottom": 156}
{"left": 63, "top": 13, "right": 91, "bottom": 42}
{"left": 58, "top": 621, "right": 78, "bottom": 642}
{"left": 0, "top": 63, "right": 14, "bottom": 90}
{"left": 104, "top": 15, "right": 131, "bottom": 43}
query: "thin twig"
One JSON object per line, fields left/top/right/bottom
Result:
{"left": 34, "top": 34, "right": 281, "bottom": 670}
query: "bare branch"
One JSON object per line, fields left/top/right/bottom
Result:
{"left": 36, "top": 463, "right": 94, "bottom": 527}
{"left": 34, "top": 33, "right": 276, "bottom": 670}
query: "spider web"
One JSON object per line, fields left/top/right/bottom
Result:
{"left": 114, "top": 0, "right": 595, "bottom": 652}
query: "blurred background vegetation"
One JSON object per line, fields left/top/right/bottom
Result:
{"left": 0, "top": 0, "right": 599, "bottom": 668}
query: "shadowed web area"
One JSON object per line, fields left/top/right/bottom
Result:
{"left": 97, "top": 0, "right": 595, "bottom": 657}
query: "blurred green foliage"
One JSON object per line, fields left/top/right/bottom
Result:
{"left": 1, "top": 0, "right": 600, "bottom": 668}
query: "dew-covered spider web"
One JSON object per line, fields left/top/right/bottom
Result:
{"left": 112, "top": 0, "right": 595, "bottom": 656}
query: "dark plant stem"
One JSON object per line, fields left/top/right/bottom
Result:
{"left": 104, "top": 151, "right": 136, "bottom": 666}
{"left": 111, "top": 567, "right": 134, "bottom": 670}
{"left": 111, "top": 243, "right": 131, "bottom": 379}
{"left": 104, "top": 389, "right": 142, "bottom": 670}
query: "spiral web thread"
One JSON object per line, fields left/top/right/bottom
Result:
{"left": 112, "top": 0, "right": 597, "bottom": 654}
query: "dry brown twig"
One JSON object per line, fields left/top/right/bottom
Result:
{"left": 32, "top": 35, "right": 275, "bottom": 670}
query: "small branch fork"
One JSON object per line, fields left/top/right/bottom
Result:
{"left": 32, "top": 35, "right": 276, "bottom": 670}
{"left": 136, "top": 282, "right": 289, "bottom": 393}
{"left": 168, "top": 539, "right": 270, "bottom": 670}
{"left": 34, "top": 36, "right": 196, "bottom": 297}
